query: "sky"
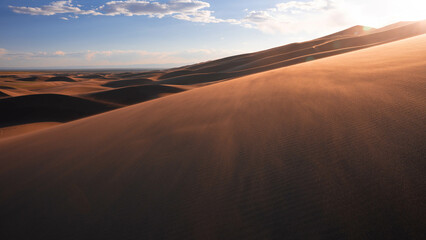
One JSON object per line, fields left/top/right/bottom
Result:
{"left": 0, "top": 0, "right": 424, "bottom": 69}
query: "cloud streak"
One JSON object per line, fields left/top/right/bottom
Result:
{"left": 9, "top": 0, "right": 100, "bottom": 16}
{"left": 9, "top": 0, "right": 347, "bottom": 33}
{"left": 9, "top": 0, "right": 368, "bottom": 34}
{"left": 242, "top": 0, "right": 347, "bottom": 34}
{"left": 9, "top": 0, "right": 238, "bottom": 23}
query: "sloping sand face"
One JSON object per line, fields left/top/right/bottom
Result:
{"left": 0, "top": 122, "right": 61, "bottom": 139}
{"left": 0, "top": 33, "right": 425, "bottom": 239}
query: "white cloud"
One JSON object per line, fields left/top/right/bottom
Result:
{"left": 276, "top": 0, "right": 335, "bottom": 13}
{"left": 0, "top": 48, "right": 6, "bottom": 55}
{"left": 8, "top": 0, "right": 337, "bottom": 31}
{"left": 242, "top": 0, "right": 347, "bottom": 34}
{"left": 9, "top": 0, "right": 238, "bottom": 24}
{"left": 9, "top": 0, "right": 100, "bottom": 16}
{"left": 173, "top": 9, "right": 239, "bottom": 24}
{"left": 99, "top": 0, "right": 208, "bottom": 17}
{"left": 100, "top": 0, "right": 239, "bottom": 23}
{"left": 10, "top": 0, "right": 421, "bottom": 36}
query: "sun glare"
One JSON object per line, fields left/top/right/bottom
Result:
{"left": 345, "top": 0, "right": 426, "bottom": 27}
{"left": 393, "top": 0, "right": 426, "bottom": 21}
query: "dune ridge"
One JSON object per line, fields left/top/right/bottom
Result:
{"left": 46, "top": 76, "right": 76, "bottom": 82}
{"left": 155, "top": 20, "right": 426, "bottom": 85}
{"left": 101, "top": 78, "right": 154, "bottom": 88}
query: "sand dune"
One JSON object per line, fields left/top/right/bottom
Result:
{"left": 102, "top": 78, "right": 154, "bottom": 88}
{"left": 0, "top": 88, "right": 35, "bottom": 97}
{"left": 370, "top": 21, "right": 415, "bottom": 33}
{"left": 35, "top": 83, "right": 111, "bottom": 95}
{"left": 0, "top": 94, "right": 118, "bottom": 127}
{"left": 46, "top": 76, "right": 76, "bottom": 82}
{"left": 0, "top": 75, "right": 18, "bottom": 78}
{"left": 76, "top": 74, "right": 108, "bottom": 79}
{"left": 0, "top": 32, "right": 425, "bottom": 239}
{"left": 0, "top": 86, "right": 15, "bottom": 89}
{"left": 0, "top": 90, "right": 8, "bottom": 98}
{"left": 17, "top": 76, "right": 51, "bottom": 82}
{"left": 83, "top": 84, "right": 186, "bottom": 105}
{"left": 113, "top": 71, "right": 164, "bottom": 79}
{"left": 316, "top": 25, "right": 375, "bottom": 40}
{"left": 158, "top": 69, "right": 196, "bottom": 80}
{"left": 155, "top": 20, "right": 426, "bottom": 86}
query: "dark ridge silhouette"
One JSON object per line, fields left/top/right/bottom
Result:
{"left": 46, "top": 76, "right": 76, "bottom": 82}
{"left": 0, "top": 75, "right": 18, "bottom": 78}
{"left": 78, "top": 74, "right": 107, "bottom": 79}
{"left": 114, "top": 71, "right": 163, "bottom": 78}
{"left": 84, "top": 84, "right": 185, "bottom": 105}
{"left": 18, "top": 76, "right": 49, "bottom": 81}
{"left": 0, "top": 94, "right": 118, "bottom": 127}
{"left": 0, "top": 86, "right": 15, "bottom": 90}
{"left": 159, "top": 72, "right": 230, "bottom": 85}
{"left": 102, "top": 78, "right": 153, "bottom": 88}
{"left": 157, "top": 69, "right": 195, "bottom": 80}
{"left": 0, "top": 91, "right": 8, "bottom": 98}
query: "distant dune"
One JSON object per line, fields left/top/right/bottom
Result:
{"left": 102, "top": 78, "right": 153, "bottom": 88}
{"left": 0, "top": 90, "right": 8, "bottom": 98}
{"left": 46, "top": 76, "right": 76, "bottom": 82}
{"left": 315, "top": 25, "right": 375, "bottom": 40}
{"left": 17, "top": 76, "right": 50, "bottom": 81}
{"left": 0, "top": 26, "right": 425, "bottom": 240}
{"left": 83, "top": 84, "right": 185, "bottom": 105}
{"left": 0, "top": 86, "right": 14, "bottom": 90}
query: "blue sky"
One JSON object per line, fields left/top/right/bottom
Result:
{"left": 0, "top": 0, "right": 424, "bottom": 68}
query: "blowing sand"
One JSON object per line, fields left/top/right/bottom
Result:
{"left": 0, "top": 28, "right": 425, "bottom": 239}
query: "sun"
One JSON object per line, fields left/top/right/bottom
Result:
{"left": 391, "top": 0, "right": 426, "bottom": 22}
{"left": 343, "top": 0, "right": 426, "bottom": 28}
